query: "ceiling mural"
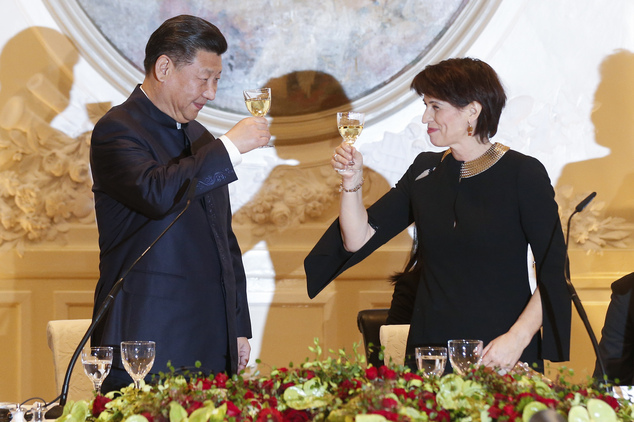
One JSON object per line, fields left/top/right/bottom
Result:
{"left": 73, "top": 0, "right": 468, "bottom": 116}
{"left": 44, "top": 0, "right": 501, "bottom": 133}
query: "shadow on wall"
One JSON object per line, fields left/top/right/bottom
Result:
{"left": 232, "top": 71, "right": 402, "bottom": 371}
{"left": 0, "top": 27, "right": 108, "bottom": 254}
{"left": 556, "top": 49, "right": 634, "bottom": 251}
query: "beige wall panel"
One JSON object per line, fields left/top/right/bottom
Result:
{"left": 0, "top": 292, "right": 32, "bottom": 403}
{"left": 256, "top": 291, "right": 334, "bottom": 372}
{"left": 53, "top": 291, "right": 94, "bottom": 320}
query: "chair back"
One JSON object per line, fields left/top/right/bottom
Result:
{"left": 379, "top": 324, "right": 410, "bottom": 366}
{"left": 46, "top": 319, "right": 94, "bottom": 402}
{"left": 357, "top": 309, "right": 389, "bottom": 367}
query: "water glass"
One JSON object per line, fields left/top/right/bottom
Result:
{"left": 447, "top": 339, "right": 483, "bottom": 376}
{"left": 415, "top": 346, "right": 447, "bottom": 377}
{"left": 81, "top": 346, "right": 113, "bottom": 395}
{"left": 120, "top": 341, "right": 155, "bottom": 389}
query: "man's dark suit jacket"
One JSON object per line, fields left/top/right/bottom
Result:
{"left": 90, "top": 85, "right": 251, "bottom": 377}
{"left": 594, "top": 272, "right": 634, "bottom": 385}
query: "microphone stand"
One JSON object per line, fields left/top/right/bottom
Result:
{"left": 45, "top": 180, "right": 197, "bottom": 419}
{"left": 564, "top": 192, "right": 607, "bottom": 380}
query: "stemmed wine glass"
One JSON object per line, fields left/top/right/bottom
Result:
{"left": 81, "top": 346, "right": 113, "bottom": 395}
{"left": 336, "top": 111, "right": 365, "bottom": 172}
{"left": 120, "top": 341, "right": 155, "bottom": 389}
{"left": 447, "top": 339, "right": 483, "bottom": 376}
{"left": 243, "top": 87, "right": 273, "bottom": 147}
{"left": 415, "top": 346, "right": 447, "bottom": 377}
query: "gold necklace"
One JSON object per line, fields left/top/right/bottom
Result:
{"left": 442, "top": 143, "right": 510, "bottom": 180}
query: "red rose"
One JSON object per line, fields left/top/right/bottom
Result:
{"left": 502, "top": 404, "right": 520, "bottom": 420}
{"left": 393, "top": 388, "right": 408, "bottom": 399}
{"left": 263, "top": 396, "right": 278, "bottom": 408}
{"left": 536, "top": 397, "right": 559, "bottom": 408}
{"left": 280, "top": 382, "right": 296, "bottom": 392}
{"left": 488, "top": 406, "right": 502, "bottom": 419}
{"left": 91, "top": 395, "right": 112, "bottom": 417}
{"left": 599, "top": 395, "right": 620, "bottom": 410}
{"left": 370, "top": 410, "right": 399, "bottom": 421}
{"left": 244, "top": 390, "right": 255, "bottom": 399}
{"left": 186, "top": 401, "right": 203, "bottom": 415}
{"left": 403, "top": 372, "right": 423, "bottom": 382}
{"left": 303, "top": 370, "right": 316, "bottom": 380}
{"left": 381, "top": 398, "right": 399, "bottom": 409}
{"left": 420, "top": 391, "right": 436, "bottom": 402}
{"left": 213, "top": 372, "right": 229, "bottom": 388}
{"left": 338, "top": 378, "right": 362, "bottom": 397}
{"left": 140, "top": 412, "right": 154, "bottom": 422}
{"left": 222, "top": 401, "right": 241, "bottom": 417}
{"left": 436, "top": 409, "right": 451, "bottom": 421}
{"left": 282, "top": 408, "right": 311, "bottom": 422}
{"left": 257, "top": 408, "right": 284, "bottom": 422}
{"left": 262, "top": 379, "right": 276, "bottom": 392}
{"left": 365, "top": 366, "right": 379, "bottom": 380}
{"left": 494, "top": 393, "right": 509, "bottom": 401}
{"left": 378, "top": 366, "right": 397, "bottom": 380}
{"left": 196, "top": 378, "right": 213, "bottom": 390}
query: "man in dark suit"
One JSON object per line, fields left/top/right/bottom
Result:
{"left": 594, "top": 272, "right": 634, "bottom": 385}
{"left": 90, "top": 15, "right": 271, "bottom": 391}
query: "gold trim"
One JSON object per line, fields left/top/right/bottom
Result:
{"left": 441, "top": 143, "right": 510, "bottom": 180}
{"left": 460, "top": 142, "right": 509, "bottom": 179}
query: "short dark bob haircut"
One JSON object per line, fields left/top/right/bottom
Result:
{"left": 143, "top": 15, "right": 228, "bottom": 75}
{"left": 411, "top": 57, "right": 506, "bottom": 140}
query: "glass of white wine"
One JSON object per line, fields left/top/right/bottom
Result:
{"left": 120, "top": 341, "right": 155, "bottom": 389}
{"left": 415, "top": 346, "right": 447, "bottom": 377}
{"left": 81, "top": 346, "right": 113, "bottom": 395}
{"left": 336, "top": 111, "right": 365, "bottom": 172}
{"left": 243, "top": 87, "right": 273, "bottom": 147}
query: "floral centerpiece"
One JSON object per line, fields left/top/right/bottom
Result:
{"left": 56, "top": 341, "right": 633, "bottom": 422}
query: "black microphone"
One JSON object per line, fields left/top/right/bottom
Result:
{"left": 45, "top": 178, "right": 198, "bottom": 419}
{"left": 575, "top": 191, "right": 597, "bottom": 213}
{"left": 564, "top": 192, "right": 606, "bottom": 380}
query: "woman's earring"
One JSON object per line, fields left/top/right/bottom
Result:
{"left": 467, "top": 122, "right": 474, "bottom": 136}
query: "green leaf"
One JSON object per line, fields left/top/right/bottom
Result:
{"left": 568, "top": 405, "right": 590, "bottom": 422}
{"left": 521, "top": 401, "right": 548, "bottom": 422}
{"left": 188, "top": 403, "right": 215, "bottom": 422}
{"left": 586, "top": 398, "right": 617, "bottom": 422}
{"left": 355, "top": 414, "right": 388, "bottom": 422}
{"left": 169, "top": 402, "right": 188, "bottom": 422}
{"left": 70, "top": 401, "right": 90, "bottom": 422}
{"left": 124, "top": 415, "right": 149, "bottom": 422}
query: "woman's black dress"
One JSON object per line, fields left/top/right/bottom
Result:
{"left": 305, "top": 146, "right": 571, "bottom": 368}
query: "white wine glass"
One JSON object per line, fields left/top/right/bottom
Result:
{"left": 81, "top": 346, "right": 113, "bottom": 395}
{"left": 336, "top": 111, "right": 365, "bottom": 173}
{"left": 447, "top": 339, "right": 483, "bottom": 376}
{"left": 243, "top": 87, "right": 273, "bottom": 148}
{"left": 120, "top": 341, "right": 155, "bottom": 389}
{"left": 415, "top": 346, "right": 447, "bottom": 377}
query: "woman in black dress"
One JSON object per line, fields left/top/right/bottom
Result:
{"left": 304, "top": 57, "right": 571, "bottom": 372}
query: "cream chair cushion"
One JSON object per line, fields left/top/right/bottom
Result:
{"left": 379, "top": 324, "right": 410, "bottom": 366}
{"left": 46, "top": 319, "right": 94, "bottom": 402}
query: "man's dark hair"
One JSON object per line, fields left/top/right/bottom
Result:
{"left": 143, "top": 15, "right": 228, "bottom": 75}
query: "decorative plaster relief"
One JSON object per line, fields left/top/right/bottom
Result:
{"left": 0, "top": 71, "right": 104, "bottom": 255}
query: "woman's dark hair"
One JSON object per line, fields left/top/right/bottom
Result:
{"left": 143, "top": 15, "right": 228, "bottom": 75}
{"left": 410, "top": 57, "right": 506, "bottom": 140}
